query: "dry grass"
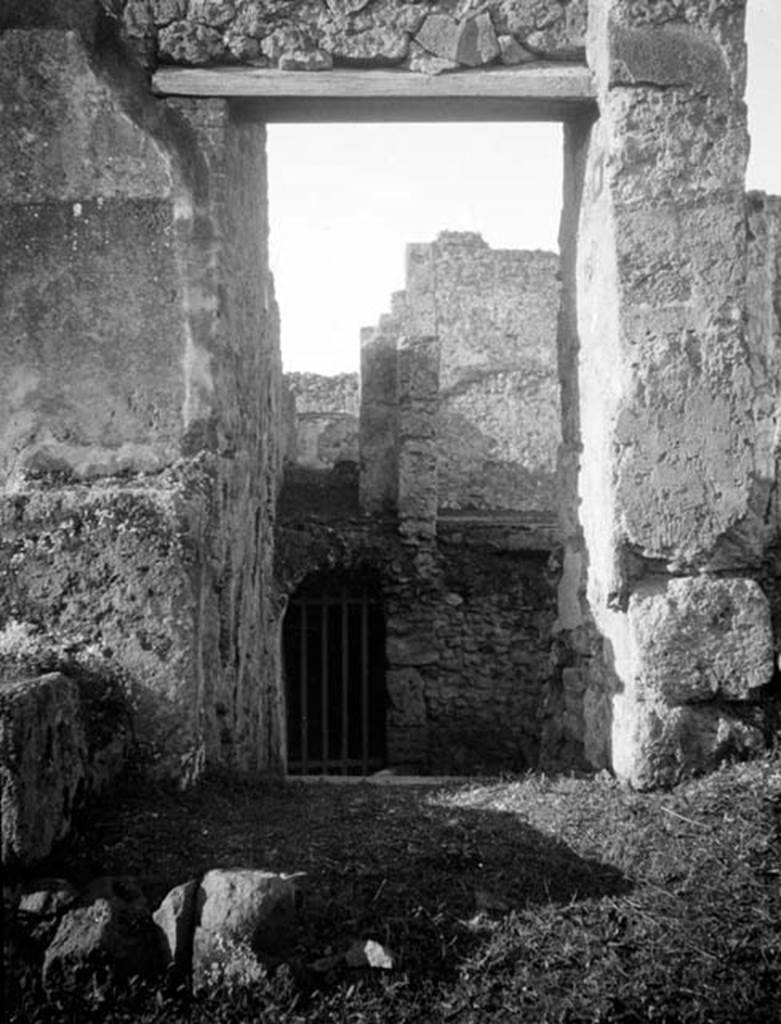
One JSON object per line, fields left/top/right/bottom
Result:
{"left": 5, "top": 752, "right": 781, "bottom": 1023}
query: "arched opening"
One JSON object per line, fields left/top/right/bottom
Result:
{"left": 283, "top": 570, "right": 386, "bottom": 776}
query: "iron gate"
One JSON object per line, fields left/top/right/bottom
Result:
{"left": 283, "top": 577, "right": 385, "bottom": 775}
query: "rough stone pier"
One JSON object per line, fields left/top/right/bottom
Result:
{"left": 1, "top": 1, "right": 779, "bottom": 866}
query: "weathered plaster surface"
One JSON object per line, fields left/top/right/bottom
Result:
{"left": 0, "top": 30, "right": 185, "bottom": 487}
{"left": 424, "top": 234, "right": 561, "bottom": 513}
{"left": 361, "top": 233, "right": 561, "bottom": 518}
{"left": 586, "top": 0, "right": 755, "bottom": 576}
{"left": 0, "top": 26, "right": 283, "bottom": 795}
{"left": 567, "top": 0, "right": 779, "bottom": 787}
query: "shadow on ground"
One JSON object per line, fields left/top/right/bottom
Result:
{"left": 26, "top": 770, "right": 630, "bottom": 981}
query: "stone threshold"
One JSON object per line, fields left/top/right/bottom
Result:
{"left": 287, "top": 774, "right": 471, "bottom": 786}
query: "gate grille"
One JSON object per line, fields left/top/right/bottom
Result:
{"left": 284, "top": 580, "right": 385, "bottom": 775}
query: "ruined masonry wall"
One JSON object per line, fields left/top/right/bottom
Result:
{"left": 0, "top": 27, "right": 283, "bottom": 789}
{"left": 1, "top": 0, "right": 778, "bottom": 804}
{"left": 284, "top": 372, "right": 359, "bottom": 470}
{"left": 275, "top": 518, "right": 558, "bottom": 775}
{"left": 113, "top": 0, "right": 586, "bottom": 73}
{"left": 360, "top": 234, "right": 561, "bottom": 517}
{"left": 412, "top": 233, "right": 561, "bottom": 513}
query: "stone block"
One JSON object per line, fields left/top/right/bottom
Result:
{"left": 414, "top": 13, "right": 460, "bottom": 63}
{"left": 609, "top": 23, "right": 729, "bottom": 96}
{"left": 611, "top": 696, "right": 766, "bottom": 791}
{"left": 0, "top": 673, "right": 86, "bottom": 866}
{"left": 627, "top": 578, "right": 774, "bottom": 705}
{"left": 196, "top": 868, "right": 301, "bottom": 953}
{"left": 415, "top": 11, "right": 499, "bottom": 67}
{"left": 455, "top": 12, "right": 500, "bottom": 67}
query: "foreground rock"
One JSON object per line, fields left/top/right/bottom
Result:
{"left": 0, "top": 657, "right": 129, "bottom": 868}
{"left": 43, "top": 876, "right": 165, "bottom": 992}
{"left": 191, "top": 869, "right": 304, "bottom": 991}
{"left": 153, "top": 878, "right": 199, "bottom": 978}
{"left": 18, "top": 878, "right": 79, "bottom": 948}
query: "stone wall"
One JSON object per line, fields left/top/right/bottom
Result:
{"left": 275, "top": 511, "right": 560, "bottom": 775}
{"left": 746, "top": 191, "right": 781, "bottom": 682}
{"left": 566, "top": 0, "right": 778, "bottom": 788}
{"left": 110, "top": 0, "right": 586, "bottom": 73}
{"left": 360, "top": 233, "right": 561, "bottom": 517}
{"left": 1, "top": 0, "right": 778, "bottom": 803}
{"left": 0, "top": 20, "right": 283, "bottom": 799}
{"left": 284, "top": 372, "right": 359, "bottom": 470}
{"left": 419, "top": 233, "right": 560, "bottom": 513}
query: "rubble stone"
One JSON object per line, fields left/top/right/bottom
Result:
{"left": 43, "top": 876, "right": 165, "bottom": 991}
{"left": 278, "top": 49, "right": 333, "bottom": 71}
{"left": 111, "top": 0, "right": 586, "bottom": 71}
{"left": 158, "top": 20, "right": 226, "bottom": 63}
{"left": 414, "top": 13, "right": 461, "bottom": 62}
{"left": 18, "top": 878, "right": 79, "bottom": 947}
{"left": 407, "top": 40, "right": 460, "bottom": 75}
{"left": 455, "top": 12, "right": 500, "bottom": 67}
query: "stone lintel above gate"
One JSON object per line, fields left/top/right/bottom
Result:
{"left": 151, "top": 65, "right": 597, "bottom": 122}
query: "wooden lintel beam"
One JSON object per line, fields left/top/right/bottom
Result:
{"left": 152, "top": 65, "right": 596, "bottom": 121}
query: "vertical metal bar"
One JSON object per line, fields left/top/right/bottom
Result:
{"left": 361, "top": 591, "right": 369, "bottom": 776}
{"left": 341, "top": 588, "right": 349, "bottom": 774}
{"left": 321, "top": 600, "right": 329, "bottom": 773}
{"left": 300, "top": 602, "right": 308, "bottom": 775}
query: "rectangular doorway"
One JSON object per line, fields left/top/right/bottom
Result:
{"left": 283, "top": 575, "right": 386, "bottom": 775}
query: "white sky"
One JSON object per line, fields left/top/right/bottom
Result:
{"left": 268, "top": 3, "right": 781, "bottom": 374}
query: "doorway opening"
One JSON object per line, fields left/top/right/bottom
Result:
{"left": 283, "top": 571, "right": 386, "bottom": 775}
{"left": 267, "top": 121, "right": 564, "bottom": 377}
